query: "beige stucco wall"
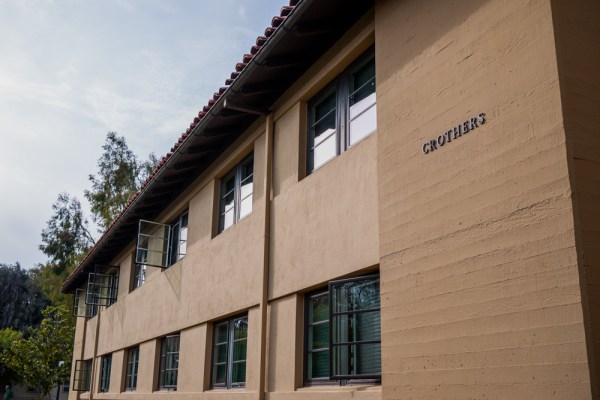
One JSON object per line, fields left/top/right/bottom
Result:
{"left": 270, "top": 132, "right": 380, "bottom": 299}
{"left": 375, "top": 0, "right": 592, "bottom": 398}
{"left": 69, "top": 11, "right": 380, "bottom": 398}
{"left": 68, "top": 1, "right": 600, "bottom": 399}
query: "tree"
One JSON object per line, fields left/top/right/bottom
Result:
{"left": 0, "top": 329, "right": 22, "bottom": 351}
{"left": 1, "top": 307, "right": 74, "bottom": 399}
{"left": 29, "top": 265, "right": 75, "bottom": 326}
{"left": 85, "top": 132, "right": 157, "bottom": 231}
{"left": 0, "top": 263, "right": 50, "bottom": 331}
{"left": 0, "top": 328, "right": 23, "bottom": 386}
{"left": 39, "top": 193, "right": 95, "bottom": 274}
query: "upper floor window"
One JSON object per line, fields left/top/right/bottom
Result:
{"left": 132, "top": 263, "right": 146, "bottom": 291}
{"left": 73, "top": 288, "right": 97, "bottom": 318}
{"left": 158, "top": 334, "right": 180, "bottom": 390}
{"left": 218, "top": 154, "right": 253, "bottom": 233}
{"left": 124, "top": 346, "right": 139, "bottom": 391}
{"left": 86, "top": 265, "right": 119, "bottom": 307}
{"left": 100, "top": 354, "right": 112, "bottom": 393}
{"left": 135, "top": 210, "right": 188, "bottom": 270}
{"left": 307, "top": 48, "right": 376, "bottom": 173}
{"left": 168, "top": 211, "right": 188, "bottom": 266}
{"left": 211, "top": 315, "right": 248, "bottom": 389}
{"left": 304, "top": 274, "right": 381, "bottom": 384}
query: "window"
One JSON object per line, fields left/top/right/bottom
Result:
{"left": 132, "top": 263, "right": 146, "bottom": 290}
{"left": 136, "top": 220, "right": 171, "bottom": 268}
{"left": 305, "top": 291, "right": 331, "bottom": 383}
{"left": 158, "top": 335, "right": 180, "bottom": 390}
{"left": 73, "top": 288, "right": 96, "bottom": 318}
{"left": 63, "top": 383, "right": 69, "bottom": 393}
{"left": 218, "top": 154, "right": 253, "bottom": 233}
{"left": 100, "top": 354, "right": 112, "bottom": 393}
{"left": 135, "top": 211, "right": 188, "bottom": 271}
{"left": 26, "top": 387, "right": 35, "bottom": 393}
{"left": 86, "top": 266, "right": 119, "bottom": 307}
{"left": 304, "top": 274, "right": 381, "bottom": 384}
{"left": 72, "top": 359, "right": 92, "bottom": 392}
{"left": 211, "top": 315, "right": 248, "bottom": 388}
{"left": 307, "top": 48, "right": 376, "bottom": 172}
{"left": 167, "top": 211, "right": 188, "bottom": 266}
{"left": 124, "top": 347, "right": 139, "bottom": 391}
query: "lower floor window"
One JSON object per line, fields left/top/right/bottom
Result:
{"left": 158, "top": 335, "right": 180, "bottom": 390}
{"left": 125, "top": 346, "right": 139, "bottom": 391}
{"left": 72, "top": 359, "right": 92, "bottom": 392}
{"left": 211, "top": 315, "right": 248, "bottom": 388}
{"left": 100, "top": 354, "right": 112, "bottom": 392}
{"left": 305, "top": 274, "right": 381, "bottom": 384}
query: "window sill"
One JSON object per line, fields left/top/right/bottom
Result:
{"left": 214, "top": 211, "right": 253, "bottom": 238}
{"left": 297, "top": 383, "right": 381, "bottom": 392}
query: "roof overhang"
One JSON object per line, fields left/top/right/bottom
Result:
{"left": 61, "top": 0, "right": 374, "bottom": 294}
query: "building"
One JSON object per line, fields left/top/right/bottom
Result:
{"left": 61, "top": 0, "right": 600, "bottom": 399}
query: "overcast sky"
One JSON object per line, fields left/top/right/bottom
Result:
{"left": 0, "top": 0, "right": 284, "bottom": 268}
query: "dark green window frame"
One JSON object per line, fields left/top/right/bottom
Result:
{"left": 218, "top": 154, "right": 254, "bottom": 233}
{"left": 158, "top": 335, "right": 180, "bottom": 390}
{"left": 304, "top": 290, "right": 333, "bottom": 384}
{"left": 307, "top": 48, "right": 376, "bottom": 173}
{"left": 124, "top": 346, "right": 139, "bottom": 391}
{"left": 132, "top": 263, "right": 146, "bottom": 291}
{"left": 167, "top": 211, "right": 188, "bottom": 267}
{"left": 211, "top": 315, "right": 248, "bottom": 389}
{"left": 72, "top": 359, "right": 92, "bottom": 392}
{"left": 100, "top": 354, "right": 112, "bottom": 393}
{"left": 304, "top": 274, "right": 381, "bottom": 384}
{"left": 73, "top": 288, "right": 96, "bottom": 318}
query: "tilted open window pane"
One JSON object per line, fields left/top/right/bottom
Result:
{"left": 72, "top": 360, "right": 92, "bottom": 392}
{"left": 136, "top": 220, "right": 171, "bottom": 268}
{"left": 329, "top": 275, "right": 381, "bottom": 379}
{"left": 86, "top": 266, "right": 119, "bottom": 307}
{"left": 73, "top": 289, "right": 94, "bottom": 318}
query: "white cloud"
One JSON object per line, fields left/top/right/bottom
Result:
{"left": 0, "top": 0, "right": 285, "bottom": 267}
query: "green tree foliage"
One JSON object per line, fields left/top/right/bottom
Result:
{"left": 0, "top": 329, "right": 21, "bottom": 351}
{"left": 0, "top": 328, "right": 23, "bottom": 385}
{"left": 39, "top": 194, "right": 95, "bottom": 275}
{"left": 1, "top": 307, "right": 74, "bottom": 399}
{"left": 85, "top": 132, "right": 158, "bottom": 231}
{"left": 29, "top": 265, "right": 75, "bottom": 326}
{"left": 0, "top": 263, "right": 50, "bottom": 331}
